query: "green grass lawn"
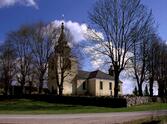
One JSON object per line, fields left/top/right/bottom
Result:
{"left": 0, "top": 99, "right": 166, "bottom": 114}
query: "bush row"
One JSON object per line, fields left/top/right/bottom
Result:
{"left": 0, "top": 95, "right": 127, "bottom": 108}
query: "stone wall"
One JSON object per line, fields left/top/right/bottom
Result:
{"left": 124, "top": 96, "right": 167, "bottom": 107}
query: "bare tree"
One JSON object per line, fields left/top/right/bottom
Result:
{"left": 156, "top": 42, "right": 167, "bottom": 96}
{"left": 0, "top": 41, "right": 16, "bottom": 95}
{"left": 132, "top": 24, "right": 155, "bottom": 96}
{"left": 29, "top": 22, "right": 58, "bottom": 94}
{"left": 7, "top": 26, "right": 32, "bottom": 95}
{"left": 88, "top": 0, "right": 153, "bottom": 97}
{"left": 146, "top": 34, "right": 160, "bottom": 96}
{"left": 132, "top": 39, "right": 147, "bottom": 96}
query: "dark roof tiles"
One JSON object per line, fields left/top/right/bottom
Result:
{"left": 78, "top": 70, "right": 114, "bottom": 80}
{"left": 78, "top": 70, "right": 90, "bottom": 79}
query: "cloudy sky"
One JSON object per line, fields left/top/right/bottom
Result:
{"left": 0, "top": 0, "right": 166, "bottom": 94}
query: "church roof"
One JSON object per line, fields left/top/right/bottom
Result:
{"left": 78, "top": 70, "right": 114, "bottom": 80}
{"left": 78, "top": 70, "right": 90, "bottom": 79}
{"left": 89, "top": 70, "right": 114, "bottom": 80}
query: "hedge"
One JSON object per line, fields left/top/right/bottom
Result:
{"left": 0, "top": 95, "right": 127, "bottom": 108}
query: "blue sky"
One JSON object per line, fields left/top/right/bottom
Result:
{"left": 142, "top": 0, "right": 167, "bottom": 42}
{"left": 0, "top": 0, "right": 95, "bottom": 42}
{"left": 0, "top": 0, "right": 167, "bottom": 42}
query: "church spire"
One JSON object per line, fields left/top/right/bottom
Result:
{"left": 54, "top": 22, "right": 71, "bottom": 55}
{"left": 57, "top": 22, "right": 66, "bottom": 45}
{"left": 61, "top": 22, "right": 64, "bottom": 33}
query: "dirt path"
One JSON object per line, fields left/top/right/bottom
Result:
{"left": 0, "top": 110, "right": 166, "bottom": 124}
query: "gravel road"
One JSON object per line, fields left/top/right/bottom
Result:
{"left": 0, "top": 110, "right": 166, "bottom": 124}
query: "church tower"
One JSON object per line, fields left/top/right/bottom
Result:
{"left": 48, "top": 23, "right": 78, "bottom": 95}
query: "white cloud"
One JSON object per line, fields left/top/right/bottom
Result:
{"left": 0, "top": 0, "right": 38, "bottom": 9}
{"left": 52, "top": 20, "right": 104, "bottom": 44}
{"left": 84, "top": 44, "right": 108, "bottom": 69}
{"left": 122, "top": 79, "right": 135, "bottom": 95}
{"left": 52, "top": 20, "right": 88, "bottom": 43}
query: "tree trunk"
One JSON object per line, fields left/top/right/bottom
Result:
{"left": 20, "top": 78, "right": 25, "bottom": 95}
{"left": 38, "top": 75, "right": 44, "bottom": 94}
{"left": 114, "top": 72, "right": 119, "bottom": 98}
{"left": 38, "top": 81, "right": 43, "bottom": 94}
{"left": 165, "top": 79, "right": 167, "bottom": 96}
{"left": 20, "top": 84, "right": 24, "bottom": 95}
{"left": 29, "top": 81, "right": 32, "bottom": 95}
{"left": 138, "top": 83, "right": 143, "bottom": 96}
{"left": 149, "top": 77, "right": 154, "bottom": 97}
{"left": 158, "top": 79, "right": 164, "bottom": 97}
{"left": 58, "top": 72, "right": 64, "bottom": 96}
{"left": 58, "top": 85, "right": 63, "bottom": 96}
{"left": 4, "top": 80, "right": 9, "bottom": 96}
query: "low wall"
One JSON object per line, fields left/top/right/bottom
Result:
{"left": 124, "top": 96, "right": 167, "bottom": 107}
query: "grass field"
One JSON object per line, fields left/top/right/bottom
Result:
{"left": 0, "top": 99, "right": 166, "bottom": 114}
